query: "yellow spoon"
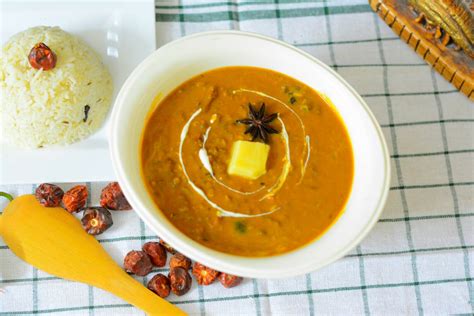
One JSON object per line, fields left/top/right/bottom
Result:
{"left": 0, "top": 194, "right": 186, "bottom": 316}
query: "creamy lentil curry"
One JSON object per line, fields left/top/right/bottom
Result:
{"left": 141, "top": 67, "right": 354, "bottom": 257}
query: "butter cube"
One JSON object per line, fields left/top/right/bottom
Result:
{"left": 227, "top": 140, "right": 270, "bottom": 180}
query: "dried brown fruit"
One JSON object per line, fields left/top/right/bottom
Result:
{"left": 62, "top": 185, "right": 88, "bottom": 213}
{"left": 169, "top": 253, "right": 192, "bottom": 270}
{"left": 192, "top": 262, "right": 219, "bottom": 285}
{"left": 100, "top": 182, "right": 131, "bottom": 210}
{"left": 219, "top": 273, "right": 243, "bottom": 288}
{"left": 147, "top": 274, "right": 170, "bottom": 298}
{"left": 124, "top": 250, "right": 153, "bottom": 276}
{"left": 159, "top": 239, "right": 176, "bottom": 254}
{"left": 142, "top": 242, "right": 167, "bottom": 267}
{"left": 28, "top": 42, "right": 57, "bottom": 70}
{"left": 169, "top": 267, "right": 192, "bottom": 296}
{"left": 35, "top": 183, "right": 64, "bottom": 207}
{"left": 81, "top": 207, "right": 113, "bottom": 235}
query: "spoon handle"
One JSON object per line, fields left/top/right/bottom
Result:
{"left": 96, "top": 266, "right": 185, "bottom": 316}
{"left": 0, "top": 196, "right": 186, "bottom": 316}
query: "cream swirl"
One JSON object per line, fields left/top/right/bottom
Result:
{"left": 179, "top": 108, "right": 278, "bottom": 218}
{"left": 232, "top": 88, "right": 311, "bottom": 181}
{"left": 198, "top": 125, "right": 265, "bottom": 195}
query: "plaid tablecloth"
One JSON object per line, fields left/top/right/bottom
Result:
{"left": 1, "top": 0, "right": 473, "bottom": 315}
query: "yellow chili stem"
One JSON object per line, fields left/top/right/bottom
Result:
{"left": 0, "top": 192, "right": 13, "bottom": 202}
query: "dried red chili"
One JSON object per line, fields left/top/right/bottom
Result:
{"left": 28, "top": 42, "right": 57, "bottom": 70}
{"left": 123, "top": 250, "right": 153, "bottom": 276}
{"left": 62, "top": 185, "right": 88, "bottom": 213}
{"left": 192, "top": 262, "right": 219, "bottom": 285}
{"left": 219, "top": 273, "right": 243, "bottom": 288}
{"left": 169, "top": 267, "right": 192, "bottom": 296}
{"left": 142, "top": 242, "right": 167, "bottom": 267}
{"left": 100, "top": 182, "right": 131, "bottom": 210}
{"left": 35, "top": 183, "right": 64, "bottom": 207}
{"left": 169, "top": 253, "right": 192, "bottom": 270}
{"left": 147, "top": 274, "right": 171, "bottom": 298}
{"left": 81, "top": 207, "right": 113, "bottom": 235}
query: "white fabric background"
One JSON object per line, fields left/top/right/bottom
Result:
{"left": 1, "top": 0, "right": 473, "bottom": 315}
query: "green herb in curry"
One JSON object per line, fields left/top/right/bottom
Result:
{"left": 234, "top": 221, "right": 247, "bottom": 234}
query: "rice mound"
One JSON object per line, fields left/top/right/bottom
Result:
{"left": 0, "top": 26, "right": 113, "bottom": 148}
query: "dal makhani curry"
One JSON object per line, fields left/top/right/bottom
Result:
{"left": 141, "top": 67, "right": 354, "bottom": 256}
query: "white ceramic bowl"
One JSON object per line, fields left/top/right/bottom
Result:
{"left": 110, "top": 31, "right": 390, "bottom": 279}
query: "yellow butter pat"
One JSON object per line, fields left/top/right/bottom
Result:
{"left": 227, "top": 140, "right": 270, "bottom": 180}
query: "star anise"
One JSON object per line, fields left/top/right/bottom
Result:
{"left": 236, "top": 103, "right": 279, "bottom": 143}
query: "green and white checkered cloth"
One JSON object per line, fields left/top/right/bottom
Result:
{"left": 1, "top": 0, "right": 473, "bottom": 315}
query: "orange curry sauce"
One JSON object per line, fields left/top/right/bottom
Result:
{"left": 141, "top": 67, "right": 354, "bottom": 256}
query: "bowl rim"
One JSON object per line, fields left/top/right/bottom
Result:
{"left": 110, "top": 30, "right": 391, "bottom": 278}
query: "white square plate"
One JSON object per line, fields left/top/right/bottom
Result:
{"left": 0, "top": 0, "right": 156, "bottom": 184}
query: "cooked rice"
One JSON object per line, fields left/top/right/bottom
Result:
{"left": 0, "top": 26, "right": 113, "bottom": 148}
